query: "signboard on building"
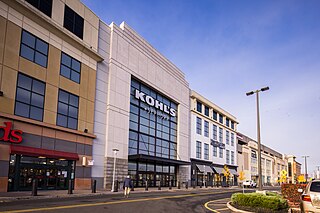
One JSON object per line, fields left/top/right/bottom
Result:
{"left": 0, "top": 122, "right": 23, "bottom": 143}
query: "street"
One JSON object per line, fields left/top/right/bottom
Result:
{"left": 0, "top": 187, "right": 280, "bottom": 213}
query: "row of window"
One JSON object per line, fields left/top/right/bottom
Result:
{"left": 14, "top": 73, "right": 79, "bottom": 130}
{"left": 196, "top": 101, "right": 235, "bottom": 130}
{"left": 26, "top": 0, "right": 84, "bottom": 39}
{"left": 20, "top": 30, "right": 81, "bottom": 83}
{"left": 196, "top": 117, "right": 235, "bottom": 146}
{"left": 196, "top": 141, "right": 235, "bottom": 164}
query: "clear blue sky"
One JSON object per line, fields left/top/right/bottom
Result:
{"left": 83, "top": 0, "right": 320, "bottom": 176}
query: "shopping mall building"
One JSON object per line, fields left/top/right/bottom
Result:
{"left": 0, "top": 0, "right": 102, "bottom": 191}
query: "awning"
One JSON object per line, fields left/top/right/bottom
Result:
{"left": 128, "top": 154, "right": 190, "bottom": 165}
{"left": 196, "top": 164, "right": 214, "bottom": 173}
{"left": 230, "top": 169, "right": 238, "bottom": 175}
{"left": 212, "top": 166, "right": 224, "bottom": 174}
{"left": 10, "top": 145, "right": 79, "bottom": 160}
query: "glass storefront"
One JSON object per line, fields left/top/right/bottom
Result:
{"left": 8, "top": 154, "right": 75, "bottom": 191}
{"left": 128, "top": 78, "right": 179, "bottom": 187}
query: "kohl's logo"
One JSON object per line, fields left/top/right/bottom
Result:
{"left": 135, "top": 90, "right": 176, "bottom": 117}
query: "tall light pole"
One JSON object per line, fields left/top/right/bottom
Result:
{"left": 111, "top": 148, "right": 119, "bottom": 192}
{"left": 302, "top": 156, "right": 309, "bottom": 181}
{"left": 246, "top": 86, "right": 269, "bottom": 191}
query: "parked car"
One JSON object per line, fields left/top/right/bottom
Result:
{"left": 243, "top": 180, "right": 257, "bottom": 188}
{"left": 299, "top": 180, "right": 320, "bottom": 213}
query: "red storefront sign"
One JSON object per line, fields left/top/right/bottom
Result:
{"left": 0, "top": 122, "right": 23, "bottom": 143}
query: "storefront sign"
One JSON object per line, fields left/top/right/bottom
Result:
{"left": 0, "top": 122, "right": 23, "bottom": 143}
{"left": 135, "top": 90, "right": 176, "bottom": 117}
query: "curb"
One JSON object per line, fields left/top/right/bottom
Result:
{"left": 226, "top": 202, "right": 254, "bottom": 213}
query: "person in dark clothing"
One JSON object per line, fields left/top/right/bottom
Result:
{"left": 123, "top": 175, "right": 133, "bottom": 198}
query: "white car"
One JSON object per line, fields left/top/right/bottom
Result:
{"left": 243, "top": 180, "right": 257, "bottom": 188}
{"left": 300, "top": 180, "right": 320, "bottom": 213}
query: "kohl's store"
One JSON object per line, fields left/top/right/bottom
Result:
{"left": 92, "top": 22, "right": 191, "bottom": 189}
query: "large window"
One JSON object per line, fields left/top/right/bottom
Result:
{"left": 231, "top": 121, "right": 235, "bottom": 130}
{"left": 15, "top": 73, "right": 45, "bottom": 121}
{"left": 204, "top": 106, "right": 209, "bottom": 116}
{"left": 196, "top": 141, "right": 201, "bottom": 159}
{"left": 129, "top": 79, "right": 178, "bottom": 159}
{"left": 219, "top": 127, "right": 223, "bottom": 142}
{"left": 219, "top": 148, "right": 223, "bottom": 158}
{"left": 204, "top": 120, "right": 209, "bottom": 137}
{"left": 213, "top": 146, "right": 217, "bottom": 157}
{"left": 26, "top": 0, "right": 52, "bottom": 17}
{"left": 226, "top": 130, "right": 229, "bottom": 145}
{"left": 231, "top": 133, "right": 234, "bottom": 146}
{"left": 196, "top": 117, "right": 202, "bottom": 135}
{"left": 196, "top": 101, "right": 202, "bottom": 113}
{"left": 212, "top": 124, "right": 217, "bottom": 140}
{"left": 20, "top": 30, "right": 48, "bottom": 68}
{"left": 212, "top": 110, "right": 217, "bottom": 120}
{"left": 204, "top": 143, "right": 209, "bottom": 160}
{"left": 226, "top": 118, "right": 230, "bottom": 127}
{"left": 219, "top": 114, "right": 223, "bottom": 124}
{"left": 64, "top": 5, "right": 84, "bottom": 39}
{"left": 226, "top": 150, "right": 230, "bottom": 164}
{"left": 60, "top": 52, "right": 81, "bottom": 83}
{"left": 57, "top": 89, "right": 79, "bottom": 130}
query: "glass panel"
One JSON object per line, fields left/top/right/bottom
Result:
{"left": 16, "top": 88, "right": 31, "bottom": 104}
{"left": 67, "top": 117, "right": 77, "bottom": 129}
{"left": 15, "top": 102, "right": 30, "bottom": 117}
{"left": 68, "top": 105, "right": 78, "bottom": 118}
{"left": 61, "top": 53, "right": 71, "bottom": 66}
{"left": 18, "top": 74, "right": 32, "bottom": 90}
{"left": 57, "top": 114, "right": 67, "bottom": 127}
{"left": 129, "top": 131, "right": 138, "bottom": 140}
{"left": 32, "top": 80, "right": 45, "bottom": 95}
{"left": 34, "top": 52, "right": 47, "bottom": 67}
{"left": 20, "top": 44, "right": 34, "bottom": 61}
{"left": 22, "top": 31, "right": 36, "bottom": 47}
{"left": 69, "top": 94, "right": 79, "bottom": 107}
{"left": 71, "top": 71, "right": 80, "bottom": 83}
{"left": 58, "top": 102, "right": 68, "bottom": 115}
{"left": 36, "top": 39, "right": 48, "bottom": 55}
{"left": 30, "top": 106, "right": 43, "bottom": 121}
{"left": 59, "top": 90, "right": 69, "bottom": 104}
{"left": 60, "top": 65, "right": 71, "bottom": 78}
{"left": 71, "top": 59, "right": 80, "bottom": 72}
{"left": 31, "top": 93, "right": 44, "bottom": 107}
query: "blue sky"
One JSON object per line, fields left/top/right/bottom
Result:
{"left": 83, "top": 0, "right": 320, "bottom": 176}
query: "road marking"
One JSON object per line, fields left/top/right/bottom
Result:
{"left": 204, "top": 198, "right": 230, "bottom": 213}
{"left": 0, "top": 190, "right": 240, "bottom": 213}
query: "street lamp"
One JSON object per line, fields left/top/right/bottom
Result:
{"left": 246, "top": 86, "right": 269, "bottom": 191}
{"left": 111, "top": 148, "right": 119, "bottom": 192}
{"left": 302, "top": 156, "right": 309, "bottom": 181}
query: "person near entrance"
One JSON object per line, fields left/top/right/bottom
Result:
{"left": 123, "top": 175, "right": 133, "bottom": 198}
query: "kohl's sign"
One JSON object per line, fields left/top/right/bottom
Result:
{"left": 134, "top": 90, "right": 176, "bottom": 117}
{"left": 0, "top": 122, "right": 23, "bottom": 143}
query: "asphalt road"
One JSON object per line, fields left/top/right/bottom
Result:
{"left": 0, "top": 187, "right": 279, "bottom": 213}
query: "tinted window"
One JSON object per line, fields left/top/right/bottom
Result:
{"left": 63, "top": 5, "right": 84, "bottom": 39}
{"left": 310, "top": 182, "right": 320, "bottom": 192}
{"left": 57, "top": 89, "right": 79, "bottom": 130}
{"left": 60, "top": 52, "right": 81, "bottom": 83}
{"left": 204, "top": 106, "right": 209, "bottom": 116}
{"left": 26, "top": 0, "right": 52, "bottom": 17}
{"left": 15, "top": 73, "right": 45, "bottom": 121}
{"left": 20, "top": 30, "right": 48, "bottom": 68}
{"left": 196, "top": 101, "right": 202, "bottom": 113}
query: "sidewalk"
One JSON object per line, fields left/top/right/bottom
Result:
{"left": 0, "top": 186, "right": 240, "bottom": 202}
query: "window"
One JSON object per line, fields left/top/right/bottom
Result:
{"left": 226, "top": 118, "right": 230, "bottom": 127}
{"left": 212, "top": 110, "right": 217, "bottom": 120}
{"left": 196, "top": 141, "right": 201, "bottom": 159}
{"left": 204, "top": 143, "right": 209, "bottom": 160}
{"left": 212, "top": 125, "right": 217, "bottom": 140}
{"left": 26, "top": 0, "right": 52, "bottom": 17}
{"left": 213, "top": 146, "right": 217, "bottom": 157}
{"left": 219, "top": 127, "right": 223, "bottom": 142}
{"left": 219, "top": 148, "right": 223, "bottom": 158}
{"left": 204, "top": 120, "right": 209, "bottom": 137}
{"left": 64, "top": 5, "right": 84, "bottom": 39}
{"left": 196, "top": 117, "right": 202, "bottom": 135}
{"left": 226, "top": 130, "right": 229, "bottom": 145}
{"left": 231, "top": 151, "right": 234, "bottom": 165}
{"left": 204, "top": 106, "right": 209, "bottom": 116}
{"left": 20, "top": 30, "right": 48, "bottom": 68}
{"left": 288, "top": 162, "right": 292, "bottom": 177}
{"left": 60, "top": 52, "right": 81, "bottom": 83}
{"left": 226, "top": 150, "right": 230, "bottom": 164}
{"left": 231, "top": 121, "right": 235, "bottom": 130}
{"left": 196, "top": 101, "right": 202, "bottom": 113}
{"left": 57, "top": 89, "right": 79, "bottom": 130}
{"left": 231, "top": 133, "right": 234, "bottom": 146}
{"left": 219, "top": 114, "right": 223, "bottom": 124}
{"left": 15, "top": 73, "right": 45, "bottom": 121}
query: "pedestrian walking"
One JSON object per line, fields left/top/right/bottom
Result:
{"left": 123, "top": 175, "right": 133, "bottom": 198}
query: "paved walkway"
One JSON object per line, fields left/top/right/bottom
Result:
{"left": 0, "top": 186, "right": 238, "bottom": 202}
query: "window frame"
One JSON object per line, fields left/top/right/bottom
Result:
{"left": 56, "top": 89, "right": 79, "bottom": 130}
{"left": 196, "top": 117, "right": 202, "bottom": 135}
{"left": 60, "top": 52, "right": 81, "bottom": 83}
{"left": 204, "top": 143, "right": 209, "bottom": 160}
{"left": 204, "top": 120, "right": 209, "bottom": 137}
{"left": 196, "top": 141, "right": 202, "bottom": 159}
{"left": 63, "top": 5, "right": 84, "bottom": 39}
{"left": 204, "top": 106, "right": 209, "bottom": 116}
{"left": 26, "top": 0, "right": 53, "bottom": 17}
{"left": 196, "top": 101, "right": 202, "bottom": 113}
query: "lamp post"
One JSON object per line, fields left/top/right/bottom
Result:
{"left": 246, "top": 86, "right": 269, "bottom": 191}
{"left": 111, "top": 148, "right": 119, "bottom": 192}
{"left": 302, "top": 156, "right": 309, "bottom": 181}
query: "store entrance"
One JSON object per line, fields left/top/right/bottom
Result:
{"left": 8, "top": 155, "right": 75, "bottom": 191}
